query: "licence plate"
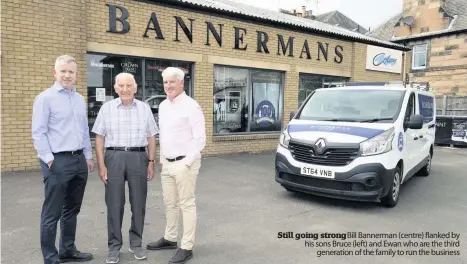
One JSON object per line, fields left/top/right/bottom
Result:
{"left": 301, "top": 166, "right": 335, "bottom": 179}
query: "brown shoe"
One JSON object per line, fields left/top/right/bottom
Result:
{"left": 146, "top": 238, "right": 178, "bottom": 250}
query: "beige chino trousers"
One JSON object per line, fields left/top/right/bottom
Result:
{"left": 160, "top": 158, "right": 201, "bottom": 250}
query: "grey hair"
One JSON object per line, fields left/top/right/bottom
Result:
{"left": 114, "top": 72, "right": 137, "bottom": 88}
{"left": 162, "top": 67, "right": 185, "bottom": 81}
{"left": 55, "top": 55, "right": 76, "bottom": 70}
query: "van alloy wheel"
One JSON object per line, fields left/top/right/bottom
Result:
{"left": 382, "top": 166, "right": 401, "bottom": 208}
{"left": 392, "top": 171, "right": 401, "bottom": 202}
{"left": 418, "top": 153, "right": 432, "bottom": 177}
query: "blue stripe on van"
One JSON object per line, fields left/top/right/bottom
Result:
{"left": 288, "top": 124, "right": 385, "bottom": 139}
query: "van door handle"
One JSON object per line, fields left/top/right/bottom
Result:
{"left": 413, "top": 136, "right": 419, "bottom": 140}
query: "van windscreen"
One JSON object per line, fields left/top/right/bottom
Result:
{"left": 297, "top": 89, "right": 406, "bottom": 122}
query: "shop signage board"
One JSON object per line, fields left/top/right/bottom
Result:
{"left": 105, "top": 4, "right": 345, "bottom": 65}
{"left": 365, "top": 45, "right": 402, "bottom": 74}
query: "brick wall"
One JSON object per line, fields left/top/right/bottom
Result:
{"left": 407, "top": 33, "right": 467, "bottom": 95}
{"left": 1, "top": 0, "right": 87, "bottom": 171}
{"left": 397, "top": 0, "right": 450, "bottom": 37}
{"left": 86, "top": 1, "right": 353, "bottom": 73}
{"left": 1, "top": 0, "right": 403, "bottom": 171}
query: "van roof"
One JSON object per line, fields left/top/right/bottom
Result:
{"left": 315, "top": 86, "right": 408, "bottom": 92}
{"left": 315, "top": 81, "right": 434, "bottom": 95}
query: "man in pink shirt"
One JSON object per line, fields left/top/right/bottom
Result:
{"left": 147, "top": 67, "right": 206, "bottom": 264}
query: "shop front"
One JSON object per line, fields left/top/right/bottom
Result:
{"left": 1, "top": 0, "right": 410, "bottom": 171}
{"left": 86, "top": 53, "right": 194, "bottom": 136}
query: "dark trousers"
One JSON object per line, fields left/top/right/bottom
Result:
{"left": 39, "top": 153, "right": 88, "bottom": 264}
{"left": 105, "top": 150, "right": 149, "bottom": 252}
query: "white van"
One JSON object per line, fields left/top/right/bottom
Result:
{"left": 275, "top": 82, "right": 436, "bottom": 207}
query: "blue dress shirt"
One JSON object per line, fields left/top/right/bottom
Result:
{"left": 32, "top": 82, "right": 92, "bottom": 163}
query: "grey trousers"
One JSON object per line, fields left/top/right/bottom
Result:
{"left": 104, "top": 150, "right": 149, "bottom": 251}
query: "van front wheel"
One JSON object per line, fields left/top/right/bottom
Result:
{"left": 381, "top": 166, "right": 402, "bottom": 208}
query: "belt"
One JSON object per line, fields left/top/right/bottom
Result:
{"left": 106, "top": 147, "right": 146, "bottom": 152}
{"left": 166, "top": 156, "right": 186, "bottom": 162}
{"left": 53, "top": 149, "right": 83, "bottom": 156}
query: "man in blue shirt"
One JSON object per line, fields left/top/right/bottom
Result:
{"left": 32, "top": 55, "right": 94, "bottom": 264}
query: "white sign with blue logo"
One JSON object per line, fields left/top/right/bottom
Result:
{"left": 366, "top": 45, "right": 402, "bottom": 74}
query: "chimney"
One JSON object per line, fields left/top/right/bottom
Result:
{"left": 308, "top": 9, "right": 315, "bottom": 19}
{"left": 302, "top": 6, "right": 307, "bottom": 17}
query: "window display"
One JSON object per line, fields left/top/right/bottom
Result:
{"left": 298, "top": 73, "right": 349, "bottom": 107}
{"left": 86, "top": 53, "right": 193, "bottom": 138}
{"left": 145, "top": 59, "right": 193, "bottom": 125}
{"left": 213, "top": 65, "right": 284, "bottom": 135}
{"left": 250, "top": 69, "right": 282, "bottom": 132}
{"left": 213, "top": 67, "right": 249, "bottom": 134}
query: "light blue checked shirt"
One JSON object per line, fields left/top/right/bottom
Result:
{"left": 91, "top": 98, "right": 159, "bottom": 147}
{"left": 32, "top": 82, "right": 93, "bottom": 164}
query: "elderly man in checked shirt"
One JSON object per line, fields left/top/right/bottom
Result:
{"left": 92, "top": 72, "right": 158, "bottom": 264}
{"left": 146, "top": 67, "right": 206, "bottom": 264}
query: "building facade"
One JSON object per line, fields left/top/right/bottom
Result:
{"left": 1, "top": 0, "right": 409, "bottom": 172}
{"left": 368, "top": 0, "right": 467, "bottom": 96}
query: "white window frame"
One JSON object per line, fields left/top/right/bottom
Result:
{"left": 412, "top": 44, "right": 428, "bottom": 70}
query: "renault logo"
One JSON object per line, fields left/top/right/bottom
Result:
{"left": 314, "top": 138, "right": 326, "bottom": 154}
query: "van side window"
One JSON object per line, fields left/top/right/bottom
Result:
{"left": 404, "top": 93, "right": 415, "bottom": 122}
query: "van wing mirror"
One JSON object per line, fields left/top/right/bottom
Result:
{"left": 405, "top": 114, "right": 423, "bottom": 130}
{"left": 290, "top": 111, "right": 296, "bottom": 120}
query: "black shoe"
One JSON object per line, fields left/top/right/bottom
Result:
{"left": 169, "top": 248, "right": 193, "bottom": 264}
{"left": 147, "top": 238, "right": 178, "bottom": 250}
{"left": 59, "top": 250, "right": 93, "bottom": 263}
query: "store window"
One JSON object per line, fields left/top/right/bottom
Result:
{"left": 86, "top": 53, "right": 193, "bottom": 138}
{"left": 298, "top": 73, "right": 349, "bottom": 106}
{"left": 213, "top": 65, "right": 284, "bottom": 135}
{"left": 145, "top": 59, "right": 193, "bottom": 124}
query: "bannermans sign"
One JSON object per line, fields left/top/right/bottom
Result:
{"left": 106, "top": 4, "right": 345, "bottom": 64}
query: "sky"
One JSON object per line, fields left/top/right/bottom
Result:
{"left": 229, "top": 0, "right": 403, "bottom": 31}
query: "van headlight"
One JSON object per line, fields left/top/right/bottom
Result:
{"left": 279, "top": 129, "right": 291, "bottom": 148}
{"left": 360, "top": 127, "right": 395, "bottom": 156}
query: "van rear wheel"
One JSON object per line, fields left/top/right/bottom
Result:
{"left": 418, "top": 153, "right": 432, "bottom": 177}
{"left": 381, "top": 166, "right": 401, "bottom": 208}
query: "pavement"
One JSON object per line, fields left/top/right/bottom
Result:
{"left": 1, "top": 146, "right": 467, "bottom": 264}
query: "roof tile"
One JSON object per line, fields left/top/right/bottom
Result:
{"left": 163, "top": 0, "right": 408, "bottom": 50}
